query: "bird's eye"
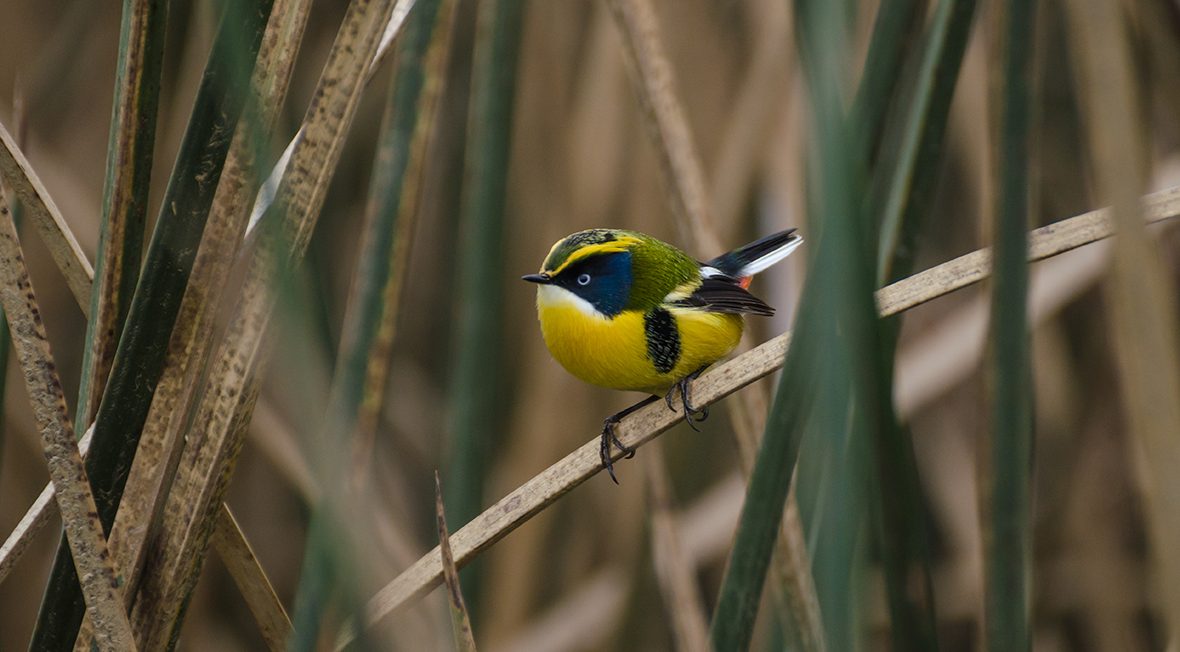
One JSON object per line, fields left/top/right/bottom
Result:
{"left": 577, "top": 273, "right": 592, "bottom": 286}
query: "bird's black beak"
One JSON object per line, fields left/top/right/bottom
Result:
{"left": 521, "top": 273, "right": 551, "bottom": 284}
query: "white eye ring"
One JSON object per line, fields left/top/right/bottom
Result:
{"left": 577, "top": 273, "right": 592, "bottom": 286}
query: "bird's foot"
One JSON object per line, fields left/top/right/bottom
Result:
{"left": 664, "top": 367, "right": 709, "bottom": 431}
{"left": 600, "top": 395, "right": 659, "bottom": 484}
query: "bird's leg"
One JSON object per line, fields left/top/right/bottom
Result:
{"left": 601, "top": 395, "right": 660, "bottom": 484}
{"left": 664, "top": 367, "right": 710, "bottom": 431}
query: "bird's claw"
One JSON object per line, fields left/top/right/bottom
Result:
{"left": 601, "top": 408, "right": 641, "bottom": 484}
{"left": 664, "top": 368, "right": 710, "bottom": 430}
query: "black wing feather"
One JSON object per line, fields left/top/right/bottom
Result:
{"left": 669, "top": 277, "right": 775, "bottom": 316}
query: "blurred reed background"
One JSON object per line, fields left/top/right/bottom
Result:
{"left": 0, "top": 0, "right": 1179, "bottom": 650}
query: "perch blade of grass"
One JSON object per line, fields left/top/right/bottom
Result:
{"left": 445, "top": 0, "right": 525, "bottom": 608}
{"left": 349, "top": 188, "right": 1180, "bottom": 639}
{"left": 0, "top": 121, "right": 93, "bottom": 313}
{"left": 126, "top": 1, "right": 400, "bottom": 646}
{"left": 981, "top": 1, "right": 1036, "bottom": 650}
{"left": 644, "top": 444, "right": 710, "bottom": 652}
{"left": 0, "top": 198, "right": 134, "bottom": 650}
{"left": 437, "top": 471, "right": 478, "bottom": 652}
{"left": 29, "top": 3, "right": 276, "bottom": 648}
{"left": 289, "top": 0, "right": 457, "bottom": 643}
{"left": 1066, "top": 0, "right": 1180, "bottom": 638}
{"left": 211, "top": 505, "right": 292, "bottom": 652}
{"left": 75, "top": 0, "right": 168, "bottom": 427}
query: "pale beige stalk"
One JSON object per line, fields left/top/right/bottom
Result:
{"left": 0, "top": 121, "right": 93, "bottom": 313}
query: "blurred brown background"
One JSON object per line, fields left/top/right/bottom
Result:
{"left": 3, "top": 0, "right": 1180, "bottom": 649}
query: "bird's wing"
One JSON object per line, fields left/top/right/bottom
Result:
{"left": 666, "top": 276, "right": 774, "bottom": 316}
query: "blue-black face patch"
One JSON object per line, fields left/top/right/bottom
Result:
{"left": 554, "top": 251, "right": 633, "bottom": 317}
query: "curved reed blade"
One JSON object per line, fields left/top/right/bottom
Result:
{"left": 75, "top": 0, "right": 168, "bottom": 428}
{"left": 980, "top": 1, "right": 1037, "bottom": 650}
{"left": 851, "top": 0, "right": 928, "bottom": 175}
{"left": 29, "top": 2, "right": 275, "bottom": 649}
{"left": 866, "top": 0, "right": 978, "bottom": 648}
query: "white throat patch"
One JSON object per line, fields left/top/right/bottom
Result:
{"left": 536, "top": 284, "right": 610, "bottom": 320}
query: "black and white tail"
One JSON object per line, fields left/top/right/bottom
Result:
{"left": 703, "top": 229, "right": 803, "bottom": 280}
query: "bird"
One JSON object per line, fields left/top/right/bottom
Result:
{"left": 522, "top": 227, "right": 803, "bottom": 482}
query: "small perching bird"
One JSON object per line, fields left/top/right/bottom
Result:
{"left": 523, "top": 228, "right": 803, "bottom": 482}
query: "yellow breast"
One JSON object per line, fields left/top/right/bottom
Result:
{"left": 536, "top": 285, "right": 743, "bottom": 395}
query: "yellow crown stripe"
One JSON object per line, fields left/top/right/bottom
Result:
{"left": 547, "top": 236, "right": 641, "bottom": 275}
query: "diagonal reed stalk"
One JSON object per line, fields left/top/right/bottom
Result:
{"left": 0, "top": 122, "right": 93, "bottom": 315}
{"left": 28, "top": 4, "right": 276, "bottom": 648}
{"left": 125, "top": 1, "right": 400, "bottom": 646}
{"left": 212, "top": 506, "right": 292, "bottom": 651}
{"left": 75, "top": 0, "right": 167, "bottom": 428}
{"left": 981, "top": 0, "right": 1036, "bottom": 649}
{"left": 347, "top": 186, "right": 1180, "bottom": 641}
{"left": 0, "top": 197, "right": 134, "bottom": 649}
{"left": 289, "top": 0, "right": 457, "bottom": 645}
{"left": 437, "top": 471, "right": 479, "bottom": 651}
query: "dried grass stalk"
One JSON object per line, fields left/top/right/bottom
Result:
{"left": 0, "top": 198, "right": 132, "bottom": 649}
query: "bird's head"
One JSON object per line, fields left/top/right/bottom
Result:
{"left": 522, "top": 229, "right": 642, "bottom": 318}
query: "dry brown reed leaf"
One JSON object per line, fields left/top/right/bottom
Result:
{"left": 127, "top": 1, "right": 399, "bottom": 646}
{"left": 0, "top": 198, "right": 133, "bottom": 649}
{"left": 354, "top": 186, "right": 1180, "bottom": 634}
{"left": 0, "top": 121, "right": 93, "bottom": 314}
{"left": 212, "top": 505, "right": 292, "bottom": 652}
{"left": 70, "top": 4, "right": 314, "bottom": 647}
{"left": 1065, "top": 0, "right": 1180, "bottom": 637}
{"left": 436, "top": 471, "right": 477, "bottom": 651}
{"left": 98, "top": 0, "right": 312, "bottom": 613}
{"left": 0, "top": 425, "right": 91, "bottom": 586}
{"left": 644, "top": 442, "right": 710, "bottom": 652}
